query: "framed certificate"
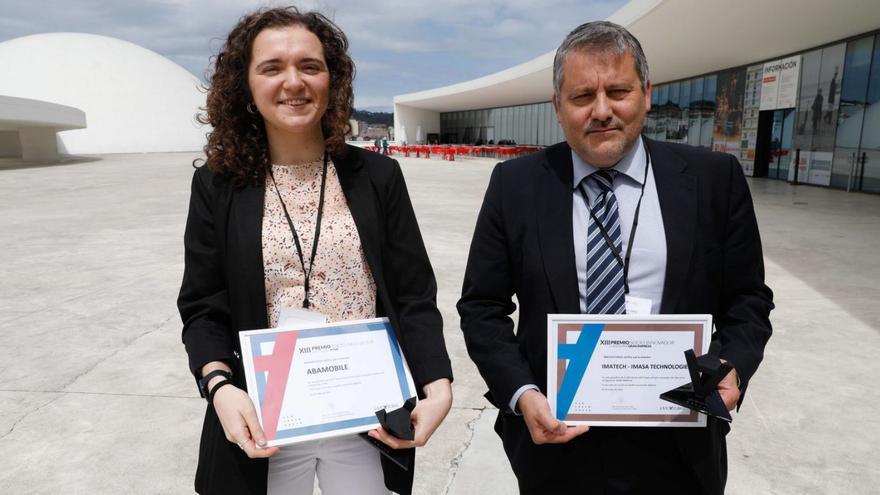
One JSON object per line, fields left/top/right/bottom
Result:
{"left": 239, "top": 318, "right": 416, "bottom": 446}
{"left": 547, "top": 314, "right": 712, "bottom": 427}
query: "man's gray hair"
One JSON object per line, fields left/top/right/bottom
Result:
{"left": 553, "top": 21, "right": 649, "bottom": 96}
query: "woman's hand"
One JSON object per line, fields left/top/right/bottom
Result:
{"left": 210, "top": 377, "right": 280, "bottom": 459}
{"left": 368, "top": 378, "right": 452, "bottom": 449}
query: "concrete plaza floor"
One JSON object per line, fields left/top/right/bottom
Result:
{"left": 1, "top": 152, "right": 878, "bottom": 494}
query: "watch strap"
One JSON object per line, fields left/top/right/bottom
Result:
{"left": 207, "top": 379, "right": 234, "bottom": 404}
{"left": 199, "top": 369, "right": 233, "bottom": 398}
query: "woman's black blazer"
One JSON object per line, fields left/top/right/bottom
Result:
{"left": 177, "top": 145, "right": 453, "bottom": 495}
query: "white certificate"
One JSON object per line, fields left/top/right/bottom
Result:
{"left": 547, "top": 314, "right": 712, "bottom": 427}
{"left": 239, "top": 318, "right": 416, "bottom": 446}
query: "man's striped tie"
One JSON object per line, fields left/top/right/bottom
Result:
{"left": 586, "top": 170, "right": 626, "bottom": 314}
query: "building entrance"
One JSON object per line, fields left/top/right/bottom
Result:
{"left": 755, "top": 109, "right": 794, "bottom": 179}
{"left": 462, "top": 126, "right": 495, "bottom": 145}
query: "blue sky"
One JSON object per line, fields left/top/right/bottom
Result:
{"left": 0, "top": 0, "right": 625, "bottom": 111}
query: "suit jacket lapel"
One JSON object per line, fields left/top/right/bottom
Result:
{"left": 231, "top": 179, "right": 269, "bottom": 329}
{"left": 536, "top": 143, "right": 580, "bottom": 314}
{"left": 333, "top": 150, "right": 388, "bottom": 311}
{"left": 646, "top": 139, "right": 696, "bottom": 314}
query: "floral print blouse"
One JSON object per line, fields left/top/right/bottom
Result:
{"left": 262, "top": 159, "right": 377, "bottom": 327}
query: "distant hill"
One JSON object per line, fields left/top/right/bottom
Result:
{"left": 360, "top": 105, "right": 393, "bottom": 113}
{"left": 353, "top": 109, "right": 393, "bottom": 126}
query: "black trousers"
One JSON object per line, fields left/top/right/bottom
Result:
{"left": 498, "top": 414, "right": 706, "bottom": 495}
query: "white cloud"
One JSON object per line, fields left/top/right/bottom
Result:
{"left": 0, "top": 0, "right": 626, "bottom": 108}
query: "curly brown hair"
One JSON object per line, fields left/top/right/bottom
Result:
{"left": 196, "top": 6, "right": 355, "bottom": 185}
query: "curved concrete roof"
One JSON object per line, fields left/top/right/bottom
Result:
{"left": 394, "top": 51, "right": 557, "bottom": 114}
{"left": 395, "top": 0, "right": 880, "bottom": 112}
{"left": 0, "top": 32, "right": 206, "bottom": 154}
{"left": 0, "top": 95, "right": 85, "bottom": 131}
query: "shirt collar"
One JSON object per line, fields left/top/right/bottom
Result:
{"left": 571, "top": 135, "right": 647, "bottom": 190}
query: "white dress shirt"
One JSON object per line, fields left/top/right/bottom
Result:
{"left": 572, "top": 135, "right": 667, "bottom": 314}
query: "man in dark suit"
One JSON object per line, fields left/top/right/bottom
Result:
{"left": 458, "top": 21, "right": 773, "bottom": 494}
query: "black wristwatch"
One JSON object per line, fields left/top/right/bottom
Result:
{"left": 198, "top": 369, "right": 233, "bottom": 400}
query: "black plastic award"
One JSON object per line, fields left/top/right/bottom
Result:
{"left": 659, "top": 342, "right": 733, "bottom": 422}
{"left": 359, "top": 397, "right": 417, "bottom": 470}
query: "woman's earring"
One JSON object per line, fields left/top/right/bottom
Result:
{"left": 247, "top": 103, "right": 257, "bottom": 114}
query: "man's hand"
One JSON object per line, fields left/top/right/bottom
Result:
{"left": 717, "top": 366, "right": 741, "bottom": 411}
{"left": 368, "top": 378, "right": 452, "bottom": 449}
{"left": 517, "top": 389, "right": 589, "bottom": 444}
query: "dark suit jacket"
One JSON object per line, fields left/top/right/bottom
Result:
{"left": 457, "top": 138, "right": 773, "bottom": 494}
{"left": 178, "top": 145, "right": 453, "bottom": 495}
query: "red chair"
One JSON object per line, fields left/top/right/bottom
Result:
{"left": 445, "top": 146, "right": 456, "bottom": 161}
{"left": 430, "top": 146, "right": 454, "bottom": 161}
{"left": 496, "top": 147, "right": 515, "bottom": 159}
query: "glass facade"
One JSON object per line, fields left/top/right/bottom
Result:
{"left": 440, "top": 28, "right": 880, "bottom": 193}
{"left": 861, "top": 35, "right": 880, "bottom": 193}
{"left": 440, "top": 101, "right": 564, "bottom": 146}
{"left": 645, "top": 75, "right": 718, "bottom": 149}
{"left": 831, "top": 36, "right": 873, "bottom": 189}
{"left": 646, "top": 29, "right": 880, "bottom": 193}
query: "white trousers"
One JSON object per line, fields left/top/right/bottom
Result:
{"left": 267, "top": 434, "right": 390, "bottom": 495}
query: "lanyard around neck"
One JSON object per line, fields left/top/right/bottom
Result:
{"left": 577, "top": 140, "right": 650, "bottom": 295}
{"left": 268, "top": 152, "right": 329, "bottom": 309}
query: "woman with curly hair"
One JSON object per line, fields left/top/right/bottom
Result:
{"left": 178, "top": 7, "right": 453, "bottom": 494}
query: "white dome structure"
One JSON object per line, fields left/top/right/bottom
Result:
{"left": 0, "top": 32, "right": 206, "bottom": 154}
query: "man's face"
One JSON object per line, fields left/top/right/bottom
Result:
{"left": 553, "top": 50, "right": 651, "bottom": 168}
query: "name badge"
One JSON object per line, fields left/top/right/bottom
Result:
{"left": 624, "top": 295, "right": 652, "bottom": 315}
{"left": 278, "top": 307, "right": 329, "bottom": 329}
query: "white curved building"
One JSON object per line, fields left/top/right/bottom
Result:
{"left": 0, "top": 32, "right": 206, "bottom": 156}
{"left": 0, "top": 95, "right": 86, "bottom": 161}
{"left": 394, "top": 0, "right": 880, "bottom": 193}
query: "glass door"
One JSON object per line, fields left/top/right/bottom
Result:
{"left": 779, "top": 109, "right": 795, "bottom": 179}
{"left": 767, "top": 109, "right": 794, "bottom": 179}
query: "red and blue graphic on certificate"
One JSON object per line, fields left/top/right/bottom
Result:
{"left": 239, "top": 318, "right": 416, "bottom": 446}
